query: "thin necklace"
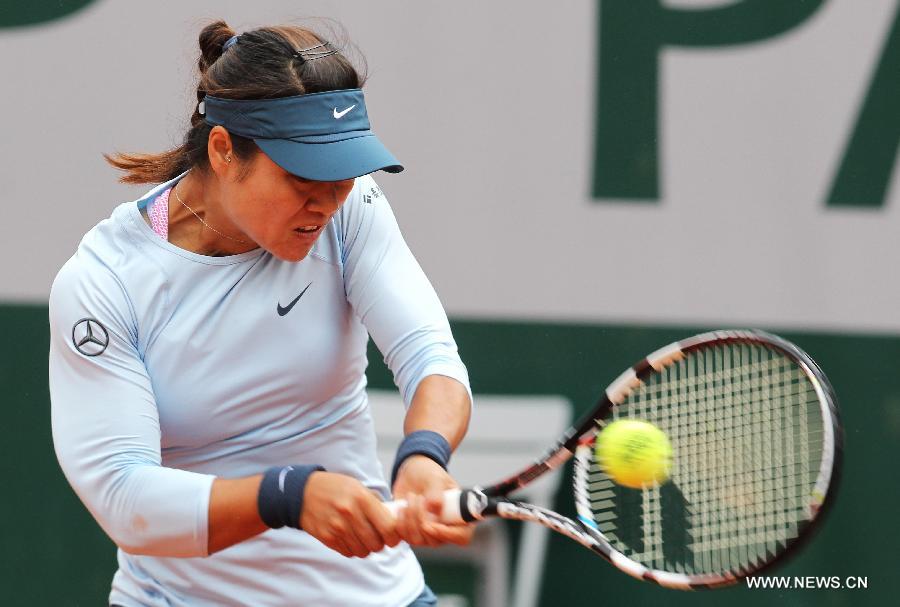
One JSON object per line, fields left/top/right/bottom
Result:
{"left": 173, "top": 186, "right": 251, "bottom": 245}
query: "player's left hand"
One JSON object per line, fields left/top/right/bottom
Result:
{"left": 392, "top": 455, "right": 474, "bottom": 547}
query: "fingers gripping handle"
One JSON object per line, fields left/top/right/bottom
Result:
{"left": 384, "top": 488, "right": 466, "bottom": 523}
{"left": 384, "top": 488, "right": 489, "bottom": 523}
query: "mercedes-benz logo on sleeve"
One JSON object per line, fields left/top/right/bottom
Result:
{"left": 72, "top": 318, "right": 110, "bottom": 357}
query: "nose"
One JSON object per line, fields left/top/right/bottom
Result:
{"left": 305, "top": 180, "right": 354, "bottom": 214}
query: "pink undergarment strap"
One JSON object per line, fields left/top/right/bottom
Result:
{"left": 147, "top": 188, "right": 170, "bottom": 240}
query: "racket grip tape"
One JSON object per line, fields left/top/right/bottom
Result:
{"left": 383, "top": 488, "right": 488, "bottom": 524}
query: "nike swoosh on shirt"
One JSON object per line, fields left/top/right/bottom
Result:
{"left": 276, "top": 282, "right": 312, "bottom": 317}
{"left": 333, "top": 105, "right": 356, "bottom": 119}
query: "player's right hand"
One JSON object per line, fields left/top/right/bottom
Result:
{"left": 300, "top": 471, "right": 401, "bottom": 558}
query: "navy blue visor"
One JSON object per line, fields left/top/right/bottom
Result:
{"left": 202, "top": 89, "right": 403, "bottom": 181}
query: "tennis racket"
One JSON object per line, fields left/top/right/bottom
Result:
{"left": 387, "top": 329, "right": 842, "bottom": 589}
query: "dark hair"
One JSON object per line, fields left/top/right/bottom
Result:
{"left": 105, "top": 20, "right": 367, "bottom": 184}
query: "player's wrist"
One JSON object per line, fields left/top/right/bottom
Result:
{"left": 391, "top": 429, "right": 451, "bottom": 487}
{"left": 257, "top": 464, "right": 326, "bottom": 530}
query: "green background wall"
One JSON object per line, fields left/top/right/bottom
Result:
{"left": 3, "top": 303, "right": 896, "bottom": 605}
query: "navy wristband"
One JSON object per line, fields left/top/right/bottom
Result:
{"left": 257, "top": 464, "right": 325, "bottom": 530}
{"left": 391, "top": 430, "right": 452, "bottom": 487}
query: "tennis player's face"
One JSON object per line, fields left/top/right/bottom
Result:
{"left": 223, "top": 152, "right": 355, "bottom": 261}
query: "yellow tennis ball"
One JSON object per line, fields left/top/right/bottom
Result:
{"left": 595, "top": 420, "right": 672, "bottom": 489}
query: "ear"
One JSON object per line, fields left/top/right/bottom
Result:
{"left": 207, "top": 126, "right": 235, "bottom": 176}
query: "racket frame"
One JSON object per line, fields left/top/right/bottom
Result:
{"left": 468, "top": 329, "right": 843, "bottom": 589}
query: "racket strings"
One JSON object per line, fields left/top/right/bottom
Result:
{"left": 582, "top": 343, "right": 825, "bottom": 577}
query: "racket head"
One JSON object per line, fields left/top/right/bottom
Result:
{"left": 570, "top": 330, "right": 842, "bottom": 589}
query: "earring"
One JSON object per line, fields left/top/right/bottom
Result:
{"left": 225, "top": 155, "right": 232, "bottom": 163}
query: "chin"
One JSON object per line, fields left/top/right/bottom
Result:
{"left": 269, "top": 246, "right": 311, "bottom": 263}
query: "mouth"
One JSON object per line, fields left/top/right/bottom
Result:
{"left": 294, "top": 225, "right": 323, "bottom": 235}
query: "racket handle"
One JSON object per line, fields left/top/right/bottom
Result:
{"left": 384, "top": 488, "right": 486, "bottom": 524}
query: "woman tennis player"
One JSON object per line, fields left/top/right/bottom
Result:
{"left": 48, "top": 21, "right": 472, "bottom": 607}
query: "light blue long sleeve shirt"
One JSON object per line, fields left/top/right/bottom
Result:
{"left": 49, "top": 173, "right": 471, "bottom": 607}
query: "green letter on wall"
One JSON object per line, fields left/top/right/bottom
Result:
{"left": 0, "top": 0, "right": 98, "bottom": 29}
{"left": 827, "top": 7, "right": 899, "bottom": 208}
{"left": 593, "top": 0, "right": 826, "bottom": 201}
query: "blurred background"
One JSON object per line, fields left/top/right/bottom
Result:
{"left": 1, "top": 0, "right": 898, "bottom": 605}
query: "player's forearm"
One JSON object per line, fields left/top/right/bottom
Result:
{"left": 206, "top": 376, "right": 471, "bottom": 555}
{"left": 207, "top": 475, "right": 268, "bottom": 554}
{"left": 404, "top": 375, "right": 471, "bottom": 449}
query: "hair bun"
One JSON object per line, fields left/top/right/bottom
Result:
{"left": 198, "top": 20, "right": 235, "bottom": 73}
